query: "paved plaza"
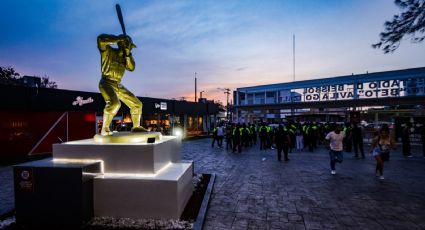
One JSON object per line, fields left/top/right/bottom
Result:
{"left": 1, "top": 138, "right": 425, "bottom": 229}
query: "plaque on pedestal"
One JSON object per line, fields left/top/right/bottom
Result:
{"left": 14, "top": 159, "right": 101, "bottom": 225}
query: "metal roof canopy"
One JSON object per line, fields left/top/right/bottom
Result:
{"left": 236, "top": 67, "right": 425, "bottom": 93}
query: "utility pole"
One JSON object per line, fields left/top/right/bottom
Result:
{"left": 291, "top": 34, "right": 296, "bottom": 117}
{"left": 194, "top": 72, "right": 197, "bottom": 103}
{"left": 293, "top": 34, "right": 295, "bottom": 82}
{"left": 218, "top": 88, "right": 231, "bottom": 121}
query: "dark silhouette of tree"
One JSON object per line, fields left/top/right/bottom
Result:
{"left": 0, "top": 66, "right": 20, "bottom": 85}
{"left": 0, "top": 66, "right": 58, "bottom": 88}
{"left": 372, "top": 0, "right": 425, "bottom": 53}
{"left": 40, "top": 76, "right": 58, "bottom": 89}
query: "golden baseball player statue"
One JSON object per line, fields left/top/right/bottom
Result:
{"left": 97, "top": 33, "right": 148, "bottom": 136}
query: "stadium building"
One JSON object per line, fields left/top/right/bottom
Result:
{"left": 234, "top": 67, "right": 425, "bottom": 124}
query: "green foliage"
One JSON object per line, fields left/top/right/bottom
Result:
{"left": 372, "top": 0, "right": 425, "bottom": 53}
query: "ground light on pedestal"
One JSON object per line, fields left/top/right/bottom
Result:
{"left": 53, "top": 159, "right": 174, "bottom": 178}
{"left": 53, "top": 158, "right": 105, "bottom": 173}
{"left": 173, "top": 128, "right": 183, "bottom": 137}
{"left": 99, "top": 162, "right": 173, "bottom": 178}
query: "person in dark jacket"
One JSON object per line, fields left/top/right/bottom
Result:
{"left": 232, "top": 124, "right": 242, "bottom": 153}
{"left": 351, "top": 123, "right": 365, "bottom": 158}
{"left": 402, "top": 123, "right": 412, "bottom": 157}
{"left": 251, "top": 124, "right": 257, "bottom": 146}
{"left": 259, "top": 123, "right": 268, "bottom": 150}
{"left": 274, "top": 124, "right": 291, "bottom": 161}
{"left": 225, "top": 124, "right": 233, "bottom": 150}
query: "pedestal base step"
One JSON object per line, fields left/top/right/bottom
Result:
{"left": 94, "top": 162, "right": 193, "bottom": 219}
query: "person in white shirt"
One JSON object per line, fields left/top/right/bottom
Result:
{"left": 216, "top": 125, "right": 225, "bottom": 148}
{"left": 325, "top": 124, "right": 345, "bottom": 175}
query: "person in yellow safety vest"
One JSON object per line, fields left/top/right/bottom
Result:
{"left": 259, "top": 123, "right": 268, "bottom": 150}
{"left": 232, "top": 124, "right": 242, "bottom": 153}
{"left": 306, "top": 122, "right": 315, "bottom": 152}
{"left": 288, "top": 122, "right": 297, "bottom": 152}
{"left": 244, "top": 125, "right": 252, "bottom": 147}
{"left": 241, "top": 124, "right": 250, "bottom": 148}
{"left": 311, "top": 122, "right": 318, "bottom": 149}
{"left": 343, "top": 122, "right": 353, "bottom": 152}
{"left": 211, "top": 126, "right": 218, "bottom": 148}
{"left": 266, "top": 124, "right": 272, "bottom": 149}
{"left": 302, "top": 123, "right": 309, "bottom": 151}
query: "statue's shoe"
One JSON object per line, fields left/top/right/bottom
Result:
{"left": 131, "top": 126, "right": 149, "bottom": 132}
{"left": 101, "top": 129, "right": 114, "bottom": 136}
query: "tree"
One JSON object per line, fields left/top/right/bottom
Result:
{"left": 215, "top": 100, "right": 226, "bottom": 112}
{"left": 39, "top": 76, "right": 58, "bottom": 89}
{"left": 372, "top": 0, "right": 425, "bottom": 53}
{"left": 0, "top": 66, "right": 58, "bottom": 88}
{"left": 0, "top": 66, "right": 20, "bottom": 85}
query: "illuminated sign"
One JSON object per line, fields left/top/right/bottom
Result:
{"left": 72, "top": 96, "right": 94, "bottom": 106}
{"left": 154, "top": 102, "right": 167, "bottom": 110}
{"left": 298, "top": 80, "right": 411, "bottom": 102}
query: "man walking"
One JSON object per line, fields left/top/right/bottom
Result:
{"left": 225, "top": 124, "right": 233, "bottom": 150}
{"left": 216, "top": 124, "right": 224, "bottom": 148}
{"left": 326, "top": 124, "right": 345, "bottom": 175}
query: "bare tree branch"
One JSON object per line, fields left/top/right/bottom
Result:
{"left": 372, "top": 0, "right": 425, "bottom": 53}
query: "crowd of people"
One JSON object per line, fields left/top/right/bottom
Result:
{"left": 210, "top": 120, "right": 425, "bottom": 180}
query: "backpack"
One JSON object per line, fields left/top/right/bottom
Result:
{"left": 378, "top": 138, "right": 391, "bottom": 161}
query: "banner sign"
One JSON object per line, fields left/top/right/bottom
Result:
{"left": 289, "top": 78, "right": 424, "bottom": 102}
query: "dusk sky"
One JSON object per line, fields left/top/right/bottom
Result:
{"left": 1, "top": 0, "right": 424, "bottom": 104}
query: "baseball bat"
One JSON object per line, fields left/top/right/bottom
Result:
{"left": 115, "top": 4, "right": 126, "bottom": 36}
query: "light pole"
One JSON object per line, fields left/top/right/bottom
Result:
{"left": 217, "top": 87, "right": 231, "bottom": 121}
{"left": 200, "top": 91, "right": 205, "bottom": 99}
{"left": 194, "top": 72, "right": 197, "bottom": 102}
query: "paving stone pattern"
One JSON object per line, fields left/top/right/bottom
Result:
{"left": 181, "top": 139, "right": 425, "bottom": 230}
{"left": 1, "top": 139, "right": 424, "bottom": 230}
{"left": 0, "top": 166, "right": 13, "bottom": 216}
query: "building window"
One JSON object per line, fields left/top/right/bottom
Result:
{"left": 266, "top": 91, "right": 276, "bottom": 104}
{"left": 247, "top": 93, "right": 253, "bottom": 105}
{"left": 254, "top": 93, "right": 265, "bottom": 104}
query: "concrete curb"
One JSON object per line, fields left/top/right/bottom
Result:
{"left": 193, "top": 174, "right": 215, "bottom": 230}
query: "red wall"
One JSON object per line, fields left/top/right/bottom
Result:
{"left": 0, "top": 111, "right": 96, "bottom": 160}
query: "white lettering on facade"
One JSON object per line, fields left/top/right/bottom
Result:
{"left": 72, "top": 96, "right": 94, "bottom": 106}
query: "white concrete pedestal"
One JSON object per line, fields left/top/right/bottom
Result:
{"left": 52, "top": 134, "right": 193, "bottom": 219}
{"left": 53, "top": 136, "right": 181, "bottom": 174}
{"left": 94, "top": 163, "right": 193, "bottom": 219}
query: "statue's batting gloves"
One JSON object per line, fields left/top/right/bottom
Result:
{"left": 126, "top": 36, "right": 137, "bottom": 49}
